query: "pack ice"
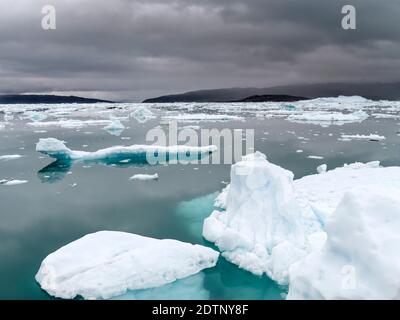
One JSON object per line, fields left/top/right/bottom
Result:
{"left": 203, "top": 151, "right": 400, "bottom": 298}
{"left": 35, "top": 231, "right": 219, "bottom": 300}
{"left": 36, "top": 138, "right": 217, "bottom": 163}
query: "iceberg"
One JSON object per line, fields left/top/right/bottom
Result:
{"left": 129, "top": 173, "right": 159, "bottom": 181}
{"left": 35, "top": 231, "right": 219, "bottom": 300}
{"left": 202, "top": 152, "right": 322, "bottom": 284}
{"left": 36, "top": 138, "right": 217, "bottom": 164}
{"left": 288, "top": 188, "right": 400, "bottom": 300}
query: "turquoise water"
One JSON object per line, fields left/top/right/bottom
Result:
{"left": 0, "top": 112, "right": 398, "bottom": 299}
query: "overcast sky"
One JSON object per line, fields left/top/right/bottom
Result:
{"left": 0, "top": 0, "right": 399, "bottom": 101}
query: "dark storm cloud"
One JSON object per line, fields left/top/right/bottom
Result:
{"left": 0, "top": 0, "right": 399, "bottom": 101}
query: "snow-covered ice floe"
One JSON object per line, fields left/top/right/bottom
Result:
{"left": 35, "top": 231, "right": 219, "bottom": 300}
{"left": 287, "top": 110, "right": 368, "bottom": 127}
{"left": 288, "top": 188, "right": 400, "bottom": 300}
{"left": 36, "top": 138, "right": 217, "bottom": 163}
{"left": 339, "top": 134, "right": 385, "bottom": 141}
{"left": 204, "top": 151, "right": 400, "bottom": 298}
{"left": 129, "top": 173, "right": 159, "bottom": 181}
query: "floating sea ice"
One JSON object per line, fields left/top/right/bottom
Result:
{"left": 339, "top": 134, "right": 386, "bottom": 141}
{"left": 28, "top": 119, "right": 112, "bottom": 129}
{"left": 287, "top": 110, "right": 368, "bottom": 127}
{"left": 129, "top": 173, "right": 159, "bottom": 181}
{"left": 162, "top": 113, "right": 243, "bottom": 123}
{"left": 103, "top": 119, "right": 125, "bottom": 136}
{"left": 202, "top": 152, "right": 322, "bottom": 284}
{"left": 0, "top": 179, "right": 28, "bottom": 186}
{"left": 307, "top": 155, "right": 324, "bottom": 160}
{"left": 24, "top": 111, "right": 48, "bottom": 122}
{"left": 35, "top": 231, "right": 219, "bottom": 300}
{"left": 288, "top": 188, "right": 400, "bottom": 300}
{"left": 130, "top": 106, "right": 156, "bottom": 123}
{"left": 36, "top": 138, "right": 217, "bottom": 163}
{"left": 0, "top": 154, "right": 22, "bottom": 161}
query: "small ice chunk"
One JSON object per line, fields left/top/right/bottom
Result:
{"left": 0, "top": 154, "right": 22, "bottom": 161}
{"left": 130, "top": 106, "right": 156, "bottom": 123}
{"left": 307, "top": 155, "right": 324, "bottom": 160}
{"left": 0, "top": 179, "right": 28, "bottom": 186}
{"left": 129, "top": 173, "right": 159, "bottom": 181}
{"left": 103, "top": 119, "right": 125, "bottom": 136}
{"left": 317, "top": 164, "right": 327, "bottom": 174}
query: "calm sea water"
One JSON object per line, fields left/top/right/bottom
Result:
{"left": 0, "top": 111, "right": 398, "bottom": 299}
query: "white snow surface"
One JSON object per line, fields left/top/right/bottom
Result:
{"left": 288, "top": 188, "right": 400, "bottom": 300}
{"left": 35, "top": 231, "right": 219, "bottom": 300}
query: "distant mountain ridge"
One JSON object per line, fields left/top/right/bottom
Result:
{"left": 234, "top": 94, "right": 309, "bottom": 102}
{"left": 0, "top": 95, "right": 113, "bottom": 104}
{"left": 143, "top": 82, "right": 400, "bottom": 102}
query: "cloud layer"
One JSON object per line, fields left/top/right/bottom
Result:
{"left": 0, "top": 0, "right": 399, "bottom": 101}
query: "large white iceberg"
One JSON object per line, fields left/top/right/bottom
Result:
{"left": 202, "top": 152, "right": 322, "bottom": 284}
{"left": 288, "top": 188, "right": 400, "bottom": 300}
{"left": 36, "top": 138, "right": 217, "bottom": 163}
{"left": 35, "top": 231, "right": 219, "bottom": 300}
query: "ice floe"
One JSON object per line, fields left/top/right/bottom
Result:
{"left": 287, "top": 110, "right": 368, "bottom": 127}
{"left": 129, "top": 173, "right": 159, "bottom": 181}
{"left": 162, "top": 113, "right": 243, "bottom": 123}
{"left": 0, "top": 179, "right": 28, "bottom": 186}
{"left": 36, "top": 138, "right": 217, "bottom": 163}
{"left": 36, "top": 231, "right": 219, "bottom": 300}
{"left": 339, "top": 134, "right": 386, "bottom": 141}
{"left": 0, "top": 154, "right": 22, "bottom": 161}
{"left": 288, "top": 188, "right": 400, "bottom": 300}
